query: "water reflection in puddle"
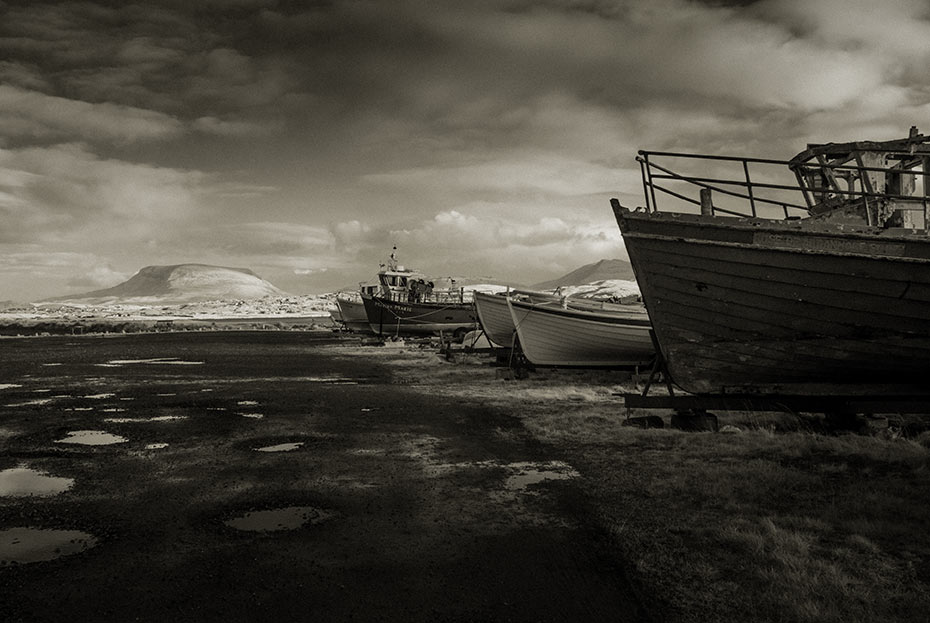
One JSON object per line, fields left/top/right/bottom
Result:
{"left": 254, "top": 442, "right": 303, "bottom": 453}
{"left": 307, "top": 376, "right": 358, "bottom": 385}
{"left": 103, "top": 416, "right": 186, "bottom": 423}
{"left": 0, "top": 527, "right": 97, "bottom": 565}
{"left": 0, "top": 384, "right": 23, "bottom": 390}
{"left": 503, "top": 461, "right": 579, "bottom": 491}
{"left": 224, "top": 506, "right": 331, "bottom": 532}
{"left": 0, "top": 467, "right": 74, "bottom": 497}
{"left": 4, "top": 398, "right": 54, "bottom": 407}
{"left": 103, "top": 358, "right": 205, "bottom": 366}
{"left": 237, "top": 400, "right": 259, "bottom": 406}
{"left": 83, "top": 393, "right": 115, "bottom": 400}
{"left": 145, "top": 443, "right": 169, "bottom": 450}
{"left": 55, "top": 430, "right": 128, "bottom": 446}
{"left": 240, "top": 413, "right": 264, "bottom": 419}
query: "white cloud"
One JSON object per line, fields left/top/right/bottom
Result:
{"left": 0, "top": 84, "right": 184, "bottom": 143}
{"left": 66, "top": 264, "right": 131, "bottom": 290}
{"left": 0, "top": 248, "right": 130, "bottom": 300}
{"left": 0, "top": 143, "right": 203, "bottom": 244}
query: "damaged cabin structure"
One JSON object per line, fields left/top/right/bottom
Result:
{"left": 793, "top": 126, "right": 930, "bottom": 231}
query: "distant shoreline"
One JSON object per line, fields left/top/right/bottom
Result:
{"left": 0, "top": 314, "right": 337, "bottom": 336}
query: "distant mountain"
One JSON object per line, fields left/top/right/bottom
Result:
{"left": 39, "top": 264, "right": 289, "bottom": 305}
{"left": 531, "top": 259, "right": 635, "bottom": 290}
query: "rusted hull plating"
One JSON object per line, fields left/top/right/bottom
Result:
{"left": 361, "top": 293, "right": 478, "bottom": 336}
{"left": 615, "top": 207, "right": 930, "bottom": 395}
{"left": 507, "top": 298, "right": 654, "bottom": 367}
{"left": 473, "top": 291, "right": 517, "bottom": 347}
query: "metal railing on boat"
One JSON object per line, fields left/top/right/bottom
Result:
{"left": 636, "top": 149, "right": 930, "bottom": 221}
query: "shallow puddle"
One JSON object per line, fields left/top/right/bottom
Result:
{"left": 103, "top": 415, "right": 186, "bottom": 423}
{"left": 254, "top": 442, "right": 303, "bottom": 453}
{"left": 237, "top": 400, "right": 259, "bottom": 406}
{"left": 83, "top": 393, "right": 115, "bottom": 400}
{"left": 4, "top": 398, "right": 54, "bottom": 407}
{"left": 55, "top": 430, "right": 128, "bottom": 446}
{"left": 145, "top": 443, "right": 169, "bottom": 450}
{"left": 0, "top": 384, "right": 23, "bottom": 390}
{"left": 0, "top": 527, "right": 97, "bottom": 565}
{"left": 504, "top": 461, "right": 579, "bottom": 491}
{"left": 306, "top": 376, "right": 358, "bottom": 385}
{"left": 240, "top": 413, "right": 264, "bottom": 419}
{"left": 0, "top": 467, "right": 74, "bottom": 497}
{"left": 224, "top": 506, "right": 331, "bottom": 532}
{"left": 104, "top": 358, "right": 204, "bottom": 366}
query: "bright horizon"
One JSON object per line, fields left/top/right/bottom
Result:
{"left": 2, "top": 1, "right": 929, "bottom": 300}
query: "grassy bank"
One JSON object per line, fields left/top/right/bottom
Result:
{"left": 376, "top": 346, "right": 930, "bottom": 622}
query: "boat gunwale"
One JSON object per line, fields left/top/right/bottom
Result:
{"left": 508, "top": 297, "right": 651, "bottom": 327}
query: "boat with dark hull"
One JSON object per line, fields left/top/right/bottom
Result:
{"left": 613, "top": 128, "right": 930, "bottom": 396}
{"left": 361, "top": 249, "right": 479, "bottom": 337}
{"left": 362, "top": 292, "right": 478, "bottom": 337}
{"left": 508, "top": 297, "right": 654, "bottom": 367}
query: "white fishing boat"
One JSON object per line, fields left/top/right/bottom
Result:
{"left": 473, "top": 291, "right": 515, "bottom": 348}
{"left": 334, "top": 284, "right": 378, "bottom": 333}
{"left": 507, "top": 297, "right": 654, "bottom": 367}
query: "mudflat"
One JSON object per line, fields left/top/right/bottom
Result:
{"left": 0, "top": 332, "right": 647, "bottom": 622}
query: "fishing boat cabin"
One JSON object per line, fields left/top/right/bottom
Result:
{"left": 374, "top": 249, "right": 468, "bottom": 305}
{"left": 633, "top": 125, "right": 930, "bottom": 233}
{"left": 791, "top": 126, "right": 930, "bottom": 230}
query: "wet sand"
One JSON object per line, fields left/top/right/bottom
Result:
{"left": 0, "top": 332, "right": 648, "bottom": 622}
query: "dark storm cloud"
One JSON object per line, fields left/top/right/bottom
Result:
{"left": 3, "top": 0, "right": 930, "bottom": 299}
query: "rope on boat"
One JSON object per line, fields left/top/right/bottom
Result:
{"left": 378, "top": 302, "right": 467, "bottom": 322}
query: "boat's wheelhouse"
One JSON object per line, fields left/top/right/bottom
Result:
{"left": 789, "top": 127, "right": 930, "bottom": 230}
{"left": 374, "top": 267, "right": 468, "bottom": 305}
{"left": 628, "top": 126, "right": 930, "bottom": 233}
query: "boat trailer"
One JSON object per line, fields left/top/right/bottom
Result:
{"left": 624, "top": 332, "right": 930, "bottom": 419}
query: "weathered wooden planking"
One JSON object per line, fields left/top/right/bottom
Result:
{"left": 615, "top": 207, "right": 930, "bottom": 395}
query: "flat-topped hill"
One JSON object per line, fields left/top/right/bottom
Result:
{"left": 40, "top": 264, "right": 289, "bottom": 305}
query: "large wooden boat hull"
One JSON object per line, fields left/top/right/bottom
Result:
{"left": 335, "top": 297, "right": 373, "bottom": 333}
{"left": 614, "top": 206, "right": 930, "bottom": 395}
{"left": 473, "top": 291, "right": 517, "bottom": 347}
{"left": 507, "top": 298, "right": 654, "bottom": 367}
{"left": 362, "top": 293, "right": 478, "bottom": 336}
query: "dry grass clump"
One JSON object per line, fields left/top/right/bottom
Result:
{"left": 562, "top": 426, "right": 930, "bottom": 623}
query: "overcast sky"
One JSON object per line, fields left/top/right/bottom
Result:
{"left": 2, "top": 0, "right": 930, "bottom": 300}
